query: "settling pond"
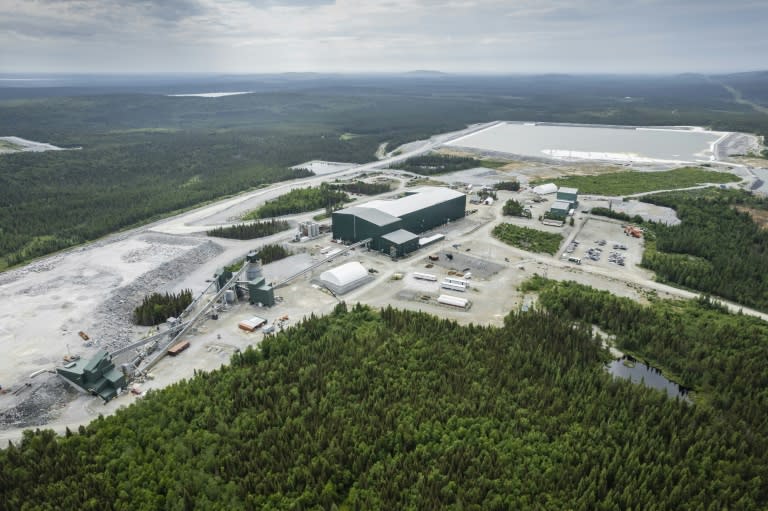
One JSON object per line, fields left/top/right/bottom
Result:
{"left": 607, "top": 356, "right": 691, "bottom": 402}
{"left": 446, "top": 122, "right": 727, "bottom": 164}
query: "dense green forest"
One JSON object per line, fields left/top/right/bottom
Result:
{"left": 133, "top": 289, "right": 193, "bottom": 326}
{"left": 392, "top": 153, "right": 485, "bottom": 175}
{"left": 2, "top": 301, "right": 767, "bottom": 509}
{"left": 639, "top": 189, "right": 768, "bottom": 311}
{"left": 492, "top": 223, "right": 563, "bottom": 254}
{"left": 255, "top": 244, "right": 292, "bottom": 265}
{"left": 206, "top": 220, "right": 290, "bottom": 240}
{"left": 330, "top": 180, "right": 392, "bottom": 195}
{"left": 545, "top": 167, "right": 740, "bottom": 196}
{"left": 244, "top": 184, "right": 351, "bottom": 219}
{"left": 529, "top": 277, "right": 768, "bottom": 435}
{"left": 494, "top": 180, "right": 520, "bottom": 191}
{"left": 2, "top": 73, "right": 768, "bottom": 269}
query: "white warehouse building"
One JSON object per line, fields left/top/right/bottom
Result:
{"left": 318, "top": 261, "right": 373, "bottom": 295}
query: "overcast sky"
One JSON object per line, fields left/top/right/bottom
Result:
{"left": 1, "top": 0, "right": 766, "bottom": 74}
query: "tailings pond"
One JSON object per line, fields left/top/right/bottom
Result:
{"left": 607, "top": 356, "right": 691, "bottom": 402}
{"left": 446, "top": 122, "right": 727, "bottom": 164}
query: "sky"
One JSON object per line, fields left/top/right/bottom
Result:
{"left": 1, "top": 0, "right": 766, "bottom": 74}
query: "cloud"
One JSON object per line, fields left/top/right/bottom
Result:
{"left": 0, "top": 0, "right": 766, "bottom": 73}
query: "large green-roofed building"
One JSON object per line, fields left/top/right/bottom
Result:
{"left": 332, "top": 187, "right": 466, "bottom": 257}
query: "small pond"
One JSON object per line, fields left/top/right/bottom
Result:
{"left": 607, "top": 356, "right": 691, "bottom": 402}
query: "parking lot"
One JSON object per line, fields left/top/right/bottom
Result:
{"left": 559, "top": 215, "right": 652, "bottom": 280}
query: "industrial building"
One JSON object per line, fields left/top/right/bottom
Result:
{"left": 557, "top": 187, "right": 579, "bottom": 208}
{"left": 56, "top": 350, "right": 126, "bottom": 402}
{"left": 332, "top": 187, "right": 465, "bottom": 257}
{"left": 214, "top": 252, "right": 275, "bottom": 307}
{"left": 244, "top": 252, "right": 275, "bottom": 307}
{"left": 549, "top": 200, "right": 572, "bottom": 220}
{"left": 318, "top": 261, "right": 373, "bottom": 295}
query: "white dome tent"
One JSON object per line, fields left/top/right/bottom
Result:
{"left": 533, "top": 183, "right": 558, "bottom": 195}
{"left": 318, "top": 261, "right": 373, "bottom": 295}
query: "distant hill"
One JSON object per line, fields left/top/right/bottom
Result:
{"left": 711, "top": 70, "right": 768, "bottom": 106}
{"left": 402, "top": 70, "right": 448, "bottom": 76}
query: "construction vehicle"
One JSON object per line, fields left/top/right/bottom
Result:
{"left": 624, "top": 225, "right": 643, "bottom": 238}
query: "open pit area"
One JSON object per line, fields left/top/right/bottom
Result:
{"left": 2, "top": 121, "right": 765, "bottom": 443}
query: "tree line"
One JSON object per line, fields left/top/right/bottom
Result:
{"left": 330, "top": 180, "right": 392, "bottom": 195}
{"left": 589, "top": 206, "right": 643, "bottom": 223}
{"left": 245, "top": 183, "right": 351, "bottom": 219}
{"left": 494, "top": 180, "right": 520, "bottom": 191}
{"left": 255, "top": 244, "right": 292, "bottom": 265}
{"left": 206, "top": 219, "right": 290, "bottom": 240}
{"left": 133, "top": 289, "right": 193, "bottom": 326}
{"left": 392, "top": 153, "right": 484, "bottom": 175}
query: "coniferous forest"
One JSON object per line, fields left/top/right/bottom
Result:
{"left": 133, "top": 289, "right": 194, "bottom": 326}
{"left": 206, "top": 220, "right": 291, "bottom": 240}
{"left": 392, "top": 153, "right": 484, "bottom": 175}
{"left": 245, "top": 184, "right": 351, "bottom": 219}
{"left": 330, "top": 180, "right": 392, "bottom": 195}
{"left": 2, "top": 296, "right": 767, "bottom": 509}
{"left": 641, "top": 189, "right": 768, "bottom": 311}
{"left": 254, "top": 244, "right": 292, "bottom": 265}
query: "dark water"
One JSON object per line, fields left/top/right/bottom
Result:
{"left": 607, "top": 356, "right": 691, "bottom": 402}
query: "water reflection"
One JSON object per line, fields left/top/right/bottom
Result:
{"left": 607, "top": 356, "right": 691, "bottom": 402}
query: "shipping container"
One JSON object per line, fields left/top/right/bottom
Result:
{"left": 438, "top": 294, "right": 469, "bottom": 308}
{"left": 238, "top": 316, "right": 267, "bottom": 332}
{"left": 443, "top": 277, "right": 469, "bottom": 288}
{"left": 441, "top": 281, "right": 467, "bottom": 292}
{"left": 167, "top": 340, "right": 190, "bottom": 356}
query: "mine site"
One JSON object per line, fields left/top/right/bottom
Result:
{"left": 1, "top": 121, "right": 765, "bottom": 442}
